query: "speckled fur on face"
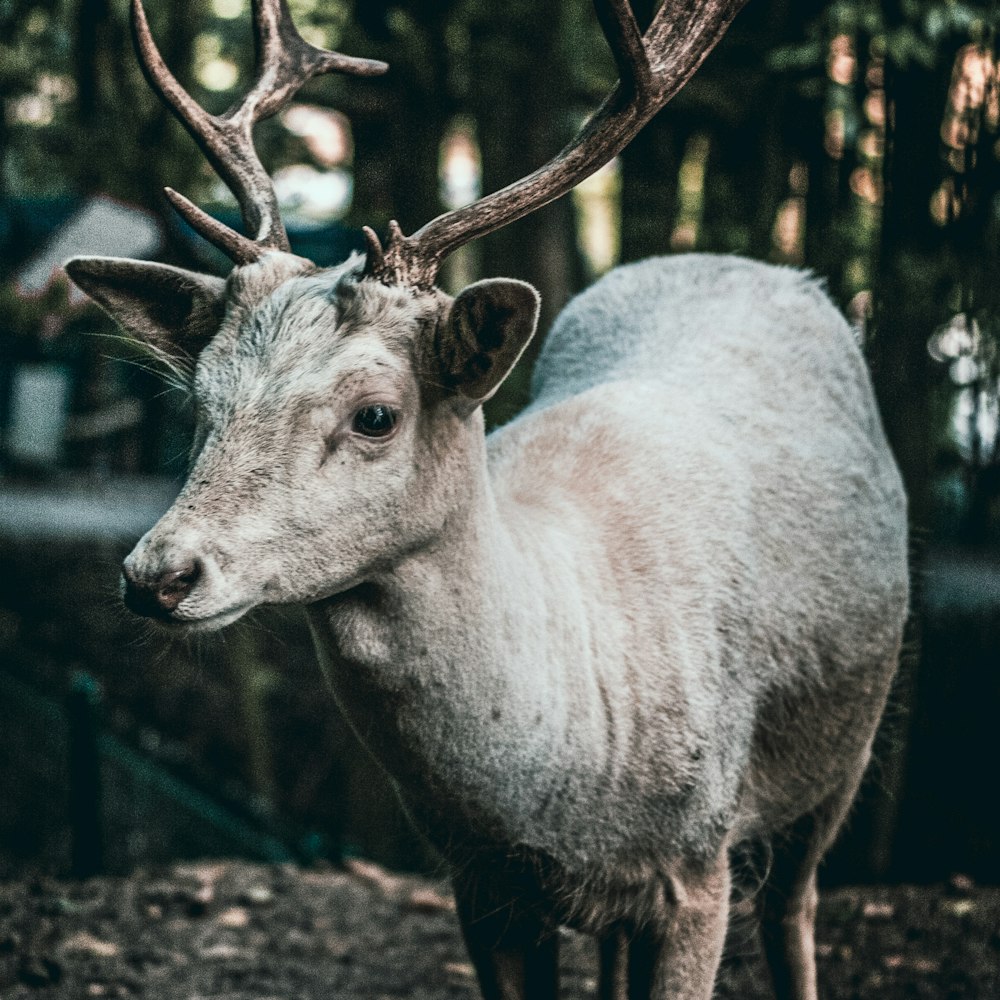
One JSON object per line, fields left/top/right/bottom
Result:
{"left": 125, "top": 251, "right": 462, "bottom": 627}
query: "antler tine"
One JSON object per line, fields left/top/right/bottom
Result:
{"left": 164, "top": 188, "right": 263, "bottom": 265}
{"left": 362, "top": 226, "right": 386, "bottom": 273}
{"left": 132, "top": 0, "right": 387, "bottom": 263}
{"left": 364, "top": 0, "right": 747, "bottom": 289}
{"left": 242, "top": 0, "right": 388, "bottom": 124}
{"left": 593, "top": 0, "right": 652, "bottom": 97}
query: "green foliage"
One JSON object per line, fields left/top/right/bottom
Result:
{"left": 772, "top": 0, "right": 1000, "bottom": 75}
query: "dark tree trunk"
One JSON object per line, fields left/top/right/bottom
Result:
{"left": 619, "top": 111, "right": 681, "bottom": 262}
{"left": 861, "top": 40, "right": 955, "bottom": 881}
{"left": 73, "top": 0, "right": 111, "bottom": 194}
{"left": 619, "top": 0, "right": 680, "bottom": 262}
{"left": 469, "top": 0, "right": 577, "bottom": 327}
{"left": 345, "top": 2, "right": 454, "bottom": 265}
{"left": 468, "top": 0, "right": 578, "bottom": 423}
{"left": 869, "top": 67, "right": 949, "bottom": 530}
{"left": 130, "top": 0, "right": 204, "bottom": 221}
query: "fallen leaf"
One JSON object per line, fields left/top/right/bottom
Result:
{"left": 407, "top": 886, "right": 455, "bottom": 913}
{"left": 344, "top": 858, "right": 403, "bottom": 896}
{"left": 241, "top": 885, "right": 273, "bottom": 906}
{"left": 217, "top": 906, "right": 250, "bottom": 928}
{"left": 862, "top": 901, "right": 895, "bottom": 921}
{"left": 199, "top": 944, "right": 246, "bottom": 960}
{"left": 948, "top": 873, "right": 975, "bottom": 895}
{"left": 944, "top": 899, "right": 975, "bottom": 917}
{"left": 61, "top": 932, "right": 120, "bottom": 958}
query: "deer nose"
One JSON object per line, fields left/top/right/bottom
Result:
{"left": 122, "top": 558, "right": 202, "bottom": 618}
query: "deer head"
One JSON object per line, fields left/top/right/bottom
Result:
{"left": 66, "top": 0, "right": 746, "bottom": 630}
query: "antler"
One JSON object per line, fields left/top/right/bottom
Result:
{"left": 364, "top": 0, "right": 748, "bottom": 289}
{"left": 132, "top": 0, "right": 388, "bottom": 265}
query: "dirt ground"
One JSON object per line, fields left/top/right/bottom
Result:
{"left": 0, "top": 859, "right": 997, "bottom": 999}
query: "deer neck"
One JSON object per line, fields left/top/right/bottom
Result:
{"left": 305, "top": 431, "right": 572, "bottom": 719}
{"left": 304, "top": 426, "right": 606, "bottom": 845}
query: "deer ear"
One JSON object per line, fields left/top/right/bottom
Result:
{"left": 64, "top": 257, "right": 227, "bottom": 361}
{"left": 434, "top": 278, "right": 540, "bottom": 406}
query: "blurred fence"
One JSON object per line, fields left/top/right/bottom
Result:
{"left": 0, "top": 474, "right": 430, "bottom": 877}
{"left": 0, "top": 667, "right": 314, "bottom": 875}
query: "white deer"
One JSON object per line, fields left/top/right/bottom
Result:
{"left": 66, "top": 1, "right": 909, "bottom": 998}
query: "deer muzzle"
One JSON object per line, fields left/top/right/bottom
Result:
{"left": 122, "top": 556, "right": 201, "bottom": 620}
{"left": 121, "top": 512, "right": 247, "bottom": 629}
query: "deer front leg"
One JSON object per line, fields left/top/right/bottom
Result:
{"left": 615, "top": 851, "right": 731, "bottom": 1000}
{"left": 597, "top": 926, "right": 628, "bottom": 1000}
{"left": 597, "top": 924, "right": 678, "bottom": 1000}
{"left": 452, "top": 862, "right": 559, "bottom": 1000}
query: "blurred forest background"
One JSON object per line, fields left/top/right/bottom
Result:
{"left": 0, "top": 0, "right": 998, "bottom": 885}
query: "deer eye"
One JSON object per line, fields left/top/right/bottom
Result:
{"left": 352, "top": 404, "right": 397, "bottom": 438}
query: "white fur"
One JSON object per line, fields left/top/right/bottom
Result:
{"left": 107, "top": 252, "right": 907, "bottom": 999}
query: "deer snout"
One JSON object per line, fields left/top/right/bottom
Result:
{"left": 122, "top": 554, "right": 202, "bottom": 619}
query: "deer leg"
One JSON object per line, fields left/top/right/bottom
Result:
{"left": 452, "top": 864, "right": 559, "bottom": 1000}
{"left": 758, "top": 765, "right": 870, "bottom": 1000}
{"left": 597, "top": 926, "right": 628, "bottom": 1000}
{"left": 626, "top": 849, "right": 732, "bottom": 999}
